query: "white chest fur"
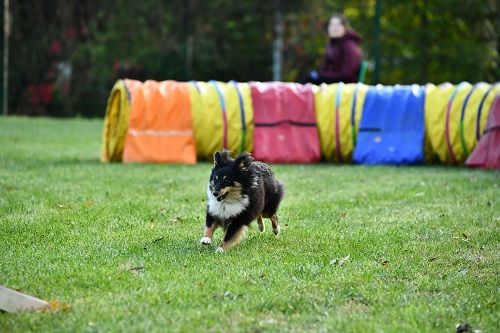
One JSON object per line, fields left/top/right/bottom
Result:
{"left": 207, "top": 185, "right": 249, "bottom": 220}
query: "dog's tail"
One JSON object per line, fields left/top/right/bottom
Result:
{"left": 276, "top": 180, "right": 285, "bottom": 201}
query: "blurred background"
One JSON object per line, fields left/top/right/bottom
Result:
{"left": 2, "top": 0, "right": 498, "bottom": 117}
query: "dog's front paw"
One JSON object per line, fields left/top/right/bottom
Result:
{"left": 200, "top": 237, "right": 212, "bottom": 245}
{"left": 215, "top": 247, "right": 225, "bottom": 253}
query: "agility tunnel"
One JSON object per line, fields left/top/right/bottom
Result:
{"left": 353, "top": 84, "right": 426, "bottom": 165}
{"left": 425, "top": 82, "right": 500, "bottom": 165}
{"left": 102, "top": 79, "right": 500, "bottom": 168}
{"left": 250, "top": 82, "right": 321, "bottom": 163}
{"left": 101, "top": 80, "right": 130, "bottom": 162}
{"left": 102, "top": 79, "right": 196, "bottom": 163}
{"left": 188, "top": 81, "right": 254, "bottom": 160}
{"left": 314, "top": 82, "right": 368, "bottom": 163}
{"left": 466, "top": 95, "right": 500, "bottom": 169}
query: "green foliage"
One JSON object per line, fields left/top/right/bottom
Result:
{"left": 7, "top": 0, "right": 499, "bottom": 116}
{"left": 283, "top": 0, "right": 499, "bottom": 84}
{"left": 1, "top": 117, "right": 499, "bottom": 332}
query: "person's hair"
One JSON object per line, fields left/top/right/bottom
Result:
{"left": 327, "top": 13, "right": 350, "bottom": 31}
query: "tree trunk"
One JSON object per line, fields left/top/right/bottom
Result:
{"left": 419, "top": 0, "right": 429, "bottom": 83}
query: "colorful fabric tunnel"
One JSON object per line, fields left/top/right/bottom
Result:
{"left": 188, "top": 81, "right": 254, "bottom": 160}
{"left": 102, "top": 79, "right": 197, "bottom": 164}
{"left": 353, "top": 84, "right": 426, "bottom": 165}
{"left": 250, "top": 82, "right": 321, "bottom": 163}
{"left": 102, "top": 79, "right": 499, "bottom": 167}
{"left": 101, "top": 79, "right": 131, "bottom": 162}
{"left": 466, "top": 95, "right": 500, "bottom": 169}
{"left": 314, "top": 82, "right": 368, "bottom": 162}
{"left": 425, "top": 82, "right": 500, "bottom": 164}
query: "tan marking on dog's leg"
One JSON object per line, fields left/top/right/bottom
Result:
{"left": 257, "top": 214, "right": 265, "bottom": 232}
{"left": 271, "top": 214, "right": 280, "bottom": 235}
{"left": 201, "top": 223, "right": 218, "bottom": 245}
{"left": 217, "top": 226, "right": 247, "bottom": 252}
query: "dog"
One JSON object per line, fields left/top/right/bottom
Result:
{"left": 200, "top": 150, "right": 285, "bottom": 252}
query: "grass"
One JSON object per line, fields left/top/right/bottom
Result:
{"left": 0, "top": 116, "right": 499, "bottom": 333}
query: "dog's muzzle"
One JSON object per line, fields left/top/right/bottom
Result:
{"left": 215, "top": 192, "right": 228, "bottom": 202}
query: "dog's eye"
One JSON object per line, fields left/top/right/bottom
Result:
{"left": 223, "top": 175, "right": 228, "bottom": 181}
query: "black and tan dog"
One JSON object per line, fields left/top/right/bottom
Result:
{"left": 200, "top": 150, "right": 285, "bottom": 252}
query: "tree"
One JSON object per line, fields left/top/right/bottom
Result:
{"left": 6, "top": 0, "right": 499, "bottom": 117}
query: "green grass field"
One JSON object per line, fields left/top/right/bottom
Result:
{"left": 0, "top": 117, "right": 499, "bottom": 332}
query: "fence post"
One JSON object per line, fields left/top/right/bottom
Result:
{"left": 372, "top": 0, "right": 381, "bottom": 85}
{"left": 272, "top": 0, "right": 283, "bottom": 81}
{"left": 3, "top": 0, "right": 9, "bottom": 116}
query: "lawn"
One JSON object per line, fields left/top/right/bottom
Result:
{"left": 0, "top": 117, "right": 498, "bottom": 333}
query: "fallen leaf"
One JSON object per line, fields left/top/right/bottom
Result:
{"left": 331, "top": 255, "right": 350, "bottom": 266}
{"left": 213, "top": 291, "right": 241, "bottom": 300}
{"left": 47, "top": 299, "right": 70, "bottom": 312}
{"left": 375, "top": 259, "right": 389, "bottom": 266}
{"left": 129, "top": 266, "right": 144, "bottom": 275}
{"left": 260, "top": 318, "right": 278, "bottom": 325}
{"left": 339, "top": 255, "right": 350, "bottom": 266}
{"left": 461, "top": 233, "right": 470, "bottom": 243}
{"left": 170, "top": 215, "right": 181, "bottom": 223}
{"left": 143, "top": 236, "right": 165, "bottom": 250}
{"left": 246, "top": 279, "right": 257, "bottom": 285}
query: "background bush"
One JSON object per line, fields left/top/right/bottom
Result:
{"left": 5, "top": 0, "right": 499, "bottom": 117}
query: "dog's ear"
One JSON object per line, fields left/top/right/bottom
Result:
{"left": 213, "top": 150, "right": 232, "bottom": 168}
{"left": 233, "top": 152, "right": 253, "bottom": 171}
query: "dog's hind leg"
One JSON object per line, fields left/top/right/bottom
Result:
{"left": 257, "top": 214, "right": 265, "bottom": 232}
{"left": 217, "top": 224, "right": 247, "bottom": 252}
{"left": 270, "top": 214, "right": 280, "bottom": 235}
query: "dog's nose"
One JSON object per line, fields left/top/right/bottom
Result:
{"left": 212, "top": 191, "right": 219, "bottom": 197}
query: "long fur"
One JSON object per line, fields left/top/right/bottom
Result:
{"left": 201, "top": 150, "right": 285, "bottom": 252}
{"left": 206, "top": 185, "right": 250, "bottom": 220}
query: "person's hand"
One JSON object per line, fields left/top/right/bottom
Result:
{"left": 309, "top": 70, "right": 319, "bottom": 80}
